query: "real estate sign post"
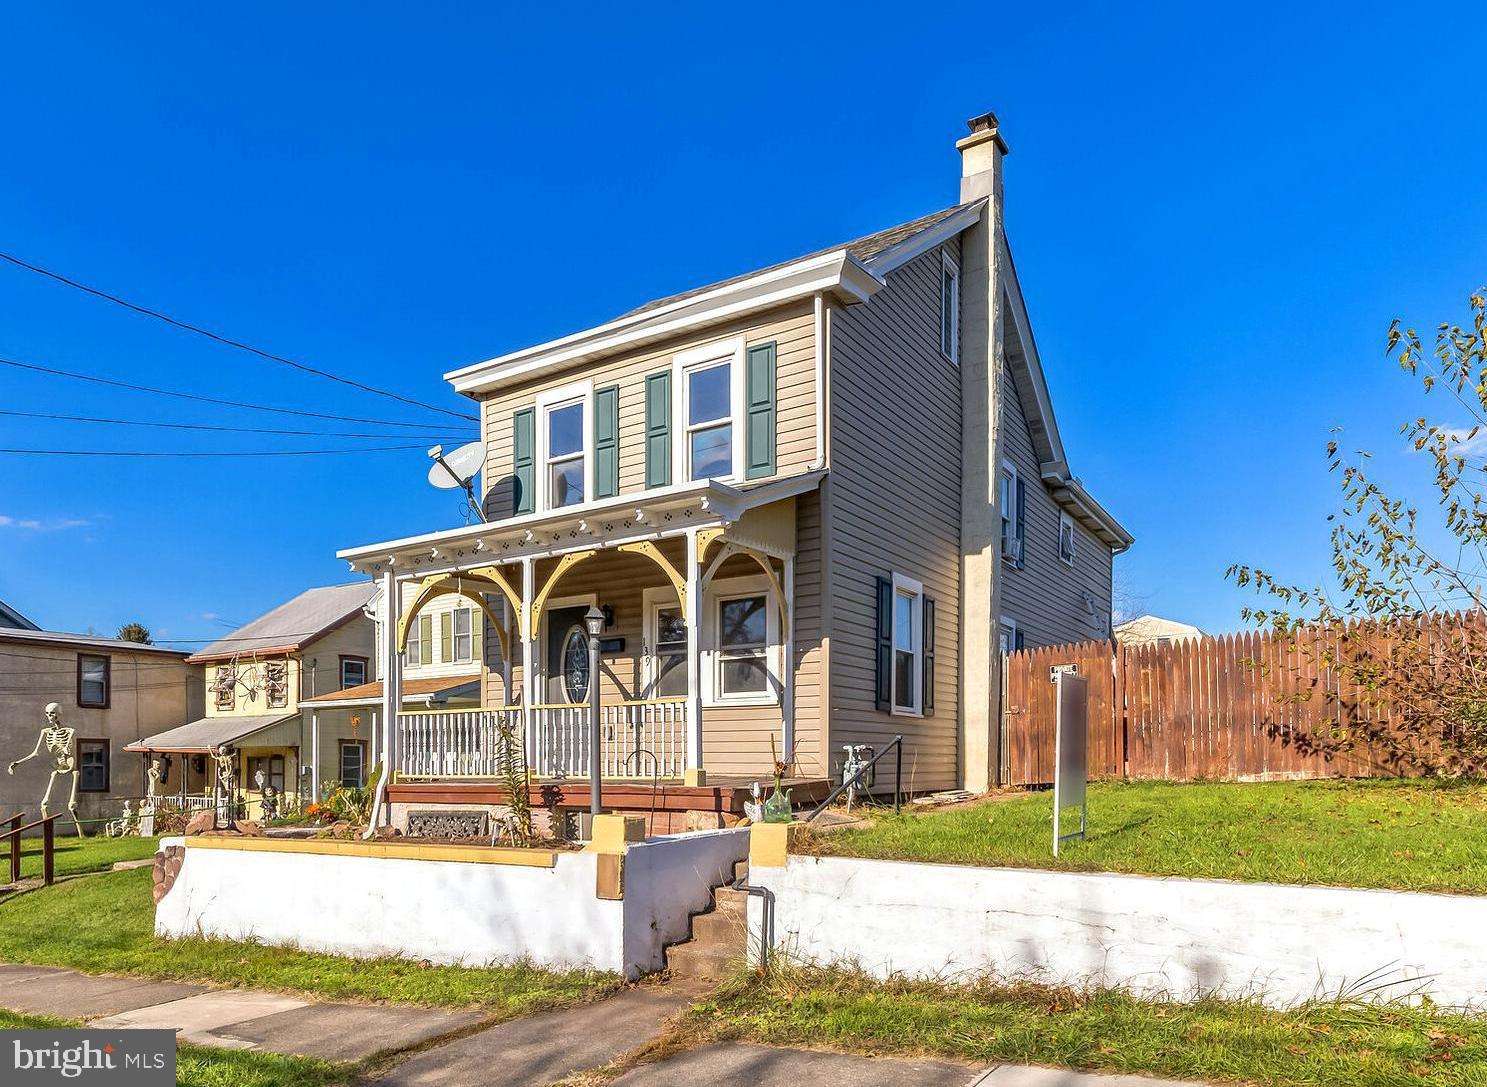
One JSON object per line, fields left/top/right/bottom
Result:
{"left": 1052, "top": 668, "right": 1088, "bottom": 855}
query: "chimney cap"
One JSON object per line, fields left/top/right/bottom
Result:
{"left": 966, "top": 111, "right": 1001, "bottom": 134}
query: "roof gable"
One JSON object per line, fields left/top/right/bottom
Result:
{"left": 186, "top": 581, "right": 376, "bottom": 662}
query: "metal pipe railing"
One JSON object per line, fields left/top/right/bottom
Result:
{"left": 803, "top": 734, "right": 904, "bottom": 823}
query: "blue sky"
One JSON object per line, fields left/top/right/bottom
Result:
{"left": 1, "top": 3, "right": 1484, "bottom": 645}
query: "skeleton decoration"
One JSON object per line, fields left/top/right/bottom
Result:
{"left": 261, "top": 784, "right": 279, "bottom": 821}
{"left": 105, "top": 801, "right": 139, "bottom": 838}
{"left": 7, "top": 703, "right": 83, "bottom": 836}
{"left": 212, "top": 665, "right": 237, "bottom": 710}
{"left": 212, "top": 745, "right": 236, "bottom": 826}
{"left": 139, "top": 757, "right": 164, "bottom": 837}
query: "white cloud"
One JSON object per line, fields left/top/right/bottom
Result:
{"left": 0, "top": 514, "right": 93, "bottom": 531}
{"left": 1435, "top": 425, "right": 1487, "bottom": 455}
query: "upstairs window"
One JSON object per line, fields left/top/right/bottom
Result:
{"left": 544, "top": 399, "right": 586, "bottom": 508}
{"left": 77, "top": 654, "right": 110, "bottom": 708}
{"left": 1058, "top": 512, "right": 1077, "bottom": 566}
{"left": 1000, "top": 461, "right": 1021, "bottom": 563}
{"left": 452, "top": 608, "right": 472, "bottom": 662}
{"left": 940, "top": 251, "right": 959, "bottom": 362}
{"left": 686, "top": 361, "right": 733, "bottom": 481}
{"left": 340, "top": 655, "right": 367, "bottom": 689}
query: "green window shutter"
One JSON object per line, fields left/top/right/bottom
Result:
{"left": 922, "top": 596, "right": 936, "bottom": 717}
{"left": 874, "top": 575, "right": 893, "bottom": 712}
{"left": 419, "top": 614, "right": 433, "bottom": 665}
{"left": 594, "top": 384, "right": 620, "bottom": 499}
{"left": 644, "top": 370, "right": 672, "bottom": 489}
{"left": 440, "top": 612, "right": 453, "bottom": 663}
{"left": 512, "top": 408, "right": 535, "bottom": 514}
{"left": 471, "top": 610, "right": 484, "bottom": 663}
{"left": 744, "top": 341, "right": 777, "bottom": 479}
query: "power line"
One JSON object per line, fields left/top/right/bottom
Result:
{"left": 0, "top": 356, "right": 474, "bottom": 431}
{"left": 0, "top": 248, "right": 478, "bottom": 423}
{"left": 0, "top": 445, "right": 428, "bottom": 457}
{"left": 0, "top": 407, "right": 462, "bottom": 440}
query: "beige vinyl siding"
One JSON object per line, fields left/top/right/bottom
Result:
{"left": 480, "top": 304, "right": 816, "bottom": 519}
{"left": 825, "top": 243, "right": 962, "bottom": 793}
{"left": 997, "top": 358, "right": 1114, "bottom": 646}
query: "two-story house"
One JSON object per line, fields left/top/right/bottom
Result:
{"left": 129, "top": 582, "right": 378, "bottom": 816}
{"left": 337, "top": 112, "right": 1131, "bottom": 834}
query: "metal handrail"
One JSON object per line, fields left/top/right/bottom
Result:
{"left": 803, "top": 734, "right": 904, "bottom": 823}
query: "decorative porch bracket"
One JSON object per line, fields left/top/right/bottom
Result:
{"left": 701, "top": 542, "right": 790, "bottom": 628}
{"left": 615, "top": 540, "right": 688, "bottom": 613}
{"left": 528, "top": 550, "right": 595, "bottom": 636}
{"left": 467, "top": 564, "right": 525, "bottom": 639}
{"left": 395, "top": 573, "right": 510, "bottom": 659}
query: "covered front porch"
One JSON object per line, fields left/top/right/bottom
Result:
{"left": 339, "top": 474, "right": 825, "bottom": 830}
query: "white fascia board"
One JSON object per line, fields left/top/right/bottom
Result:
{"left": 1000, "top": 232, "right": 1067, "bottom": 470}
{"left": 444, "top": 252, "right": 884, "bottom": 397}
{"left": 863, "top": 201, "right": 986, "bottom": 277}
{"left": 1039, "top": 466, "right": 1134, "bottom": 553}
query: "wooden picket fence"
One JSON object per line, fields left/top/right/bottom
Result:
{"left": 1001, "top": 625, "right": 1412, "bottom": 787}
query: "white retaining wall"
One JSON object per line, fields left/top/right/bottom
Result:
{"left": 156, "top": 828, "right": 747, "bottom": 979}
{"left": 748, "top": 855, "right": 1487, "bottom": 1008}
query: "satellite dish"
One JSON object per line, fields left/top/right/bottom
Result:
{"left": 427, "top": 441, "right": 485, "bottom": 489}
{"left": 426, "top": 441, "right": 488, "bottom": 525}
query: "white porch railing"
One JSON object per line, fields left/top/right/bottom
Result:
{"left": 530, "top": 699, "right": 689, "bottom": 780}
{"left": 396, "top": 707, "right": 523, "bottom": 778}
{"left": 394, "top": 701, "right": 689, "bottom": 781}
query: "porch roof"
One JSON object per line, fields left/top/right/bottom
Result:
{"left": 300, "top": 673, "right": 481, "bottom": 708}
{"left": 338, "top": 470, "right": 824, "bottom": 579}
{"left": 126, "top": 712, "right": 297, "bottom": 754}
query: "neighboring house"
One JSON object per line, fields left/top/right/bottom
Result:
{"left": 337, "top": 110, "right": 1131, "bottom": 832}
{"left": 0, "top": 627, "right": 201, "bottom": 828}
{"left": 1115, "top": 614, "right": 1204, "bottom": 648}
{"left": 0, "top": 597, "right": 40, "bottom": 631}
{"left": 127, "top": 583, "right": 377, "bottom": 816}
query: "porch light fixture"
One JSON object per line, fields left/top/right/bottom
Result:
{"left": 585, "top": 604, "right": 606, "bottom": 819}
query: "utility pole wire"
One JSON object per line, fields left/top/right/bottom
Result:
{"left": 0, "top": 248, "right": 478, "bottom": 423}
{"left": 0, "top": 356, "right": 475, "bottom": 432}
{"left": 0, "top": 407, "right": 462, "bottom": 440}
{"left": 0, "top": 446, "right": 428, "bottom": 457}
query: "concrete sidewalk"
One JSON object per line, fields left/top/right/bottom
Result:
{"left": 0, "top": 963, "right": 483, "bottom": 1061}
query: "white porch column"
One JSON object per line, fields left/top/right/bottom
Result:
{"left": 684, "top": 527, "right": 704, "bottom": 785}
{"left": 310, "top": 710, "right": 320, "bottom": 802}
{"left": 782, "top": 555, "right": 796, "bottom": 761}
{"left": 364, "top": 567, "right": 402, "bottom": 838}
{"left": 368, "top": 708, "right": 378, "bottom": 773}
{"left": 521, "top": 557, "right": 537, "bottom": 770}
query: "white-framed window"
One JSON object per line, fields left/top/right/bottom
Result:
{"left": 642, "top": 574, "right": 780, "bottom": 707}
{"left": 452, "top": 607, "right": 473, "bottom": 662}
{"left": 339, "top": 655, "right": 367, "bottom": 689}
{"left": 891, "top": 572, "right": 923, "bottom": 715}
{"left": 1000, "top": 459, "right": 1020, "bottom": 563}
{"left": 672, "top": 338, "right": 744, "bottom": 483}
{"left": 1058, "top": 511, "right": 1077, "bottom": 567}
{"left": 536, "top": 380, "right": 593, "bottom": 511}
{"left": 940, "top": 250, "right": 959, "bottom": 363}
{"left": 406, "top": 633, "right": 422, "bottom": 668}
{"left": 999, "top": 617, "right": 1020, "bottom": 656}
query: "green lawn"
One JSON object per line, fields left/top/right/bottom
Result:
{"left": 0, "top": 1009, "right": 350, "bottom": 1087}
{"left": 695, "top": 969, "right": 1487, "bottom": 1087}
{"left": 0, "top": 866, "right": 618, "bottom": 1013}
{"left": 812, "top": 779, "right": 1487, "bottom": 893}
{"left": 8, "top": 832, "right": 164, "bottom": 880}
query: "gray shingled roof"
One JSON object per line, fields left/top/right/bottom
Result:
{"left": 186, "top": 581, "right": 376, "bottom": 662}
{"left": 0, "top": 626, "right": 189, "bottom": 656}
{"left": 127, "top": 712, "right": 297, "bottom": 753}
{"left": 618, "top": 203, "right": 972, "bottom": 319}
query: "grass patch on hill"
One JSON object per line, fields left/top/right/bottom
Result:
{"left": 810, "top": 778, "right": 1487, "bottom": 892}
{"left": 689, "top": 968, "right": 1487, "bottom": 1087}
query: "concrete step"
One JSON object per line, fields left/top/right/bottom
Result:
{"left": 665, "top": 940, "right": 740, "bottom": 980}
{"left": 713, "top": 887, "right": 748, "bottom": 914}
{"left": 688, "top": 909, "right": 747, "bottom": 947}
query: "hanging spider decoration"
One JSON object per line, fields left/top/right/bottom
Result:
{"left": 234, "top": 655, "right": 264, "bottom": 704}
{"left": 211, "top": 665, "right": 238, "bottom": 708}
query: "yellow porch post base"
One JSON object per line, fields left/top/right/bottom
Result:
{"left": 749, "top": 821, "right": 805, "bottom": 869}
{"left": 683, "top": 768, "right": 708, "bottom": 787}
{"left": 585, "top": 813, "right": 647, "bottom": 854}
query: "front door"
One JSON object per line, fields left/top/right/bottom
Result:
{"left": 545, "top": 605, "right": 591, "bottom": 705}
